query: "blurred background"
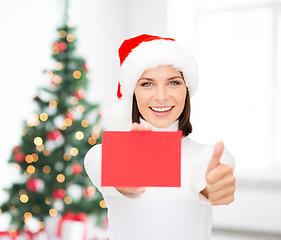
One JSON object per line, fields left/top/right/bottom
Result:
{"left": 0, "top": 0, "right": 281, "bottom": 239}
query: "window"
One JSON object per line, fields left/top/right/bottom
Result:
{"left": 168, "top": 0, "right": 281, "bottom": 180}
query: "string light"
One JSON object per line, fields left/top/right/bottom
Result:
{"left": 70, "top": 147, "right": 78, "bottom": 156}
{"left": 19, "top": 189, "right": 27, "bottom": 196}
{"left": 59, "top": 30, "right": 67, "bottom": 38}
{"left": 64, "top": 118, "right": 72, "bottom": 127}
{"left": 70, "top": 96, "right": 78, "bottom": 105}
{"left": 99, "top": 200, "right": 106, "bottom": 208}
{"left": 40, "top": 221, "right": 44, "bottom": 229}
{"left": 66, "top": 34, "right": 75, "bottom": 42}
{"left": 32, "top": 153, "right": 39, "bottom": 162}
{"left": 25, "top": 155, "right": 33, "bottom": 163}
{"left": 63, "top": 153, "right": 71, "bottom": 161}
{"left": 36, "top": 144, "right": 44, "bottom": 152}
{"left": 49, "top": 100, "right": 58, "bottom": 108}
{"left": 75, "top": 131, "right": 84, "bottom": 140}
{"left": 81, "top": 119, "right": 89, "bottom": 128}
{"left": 27, "top": 114, "right": 39, "bottom": 127}
{"left": 73, "top": 70, "right": 81, "bottom": 79}
{"left": 27, "top": 165, "right": 35, "bottom": 174}
{"left": 52, "top": 75, "right": 62, "bottom": 84}
{"left": 88, "top": 137, "right": 96, "bottom": 145}
{"left": 34, "top": 119, "right": 40, "bottom": 126}
{"left": 92, "top": 125, "right": 101, "bottom": 138}
{"left": 45, "top": 198, "right": 51, "bottom": 205}
{"left": 60, "top": 125, "right": 67, "bottom": 131}
{"left": 77, "top": 105, "right": 85, "bottom": 113}
{"left": 56, "top": 62, "right": 63, "bottom": 70}
{"left": 53, "top": 44, "right": 59, "bottom": 55}
{"left": 24, "top": 171, "right": 31, "bottom": 178}
{"left": 92, "top": 132, "right": 100, "bottom": 139}
{"left": 93, "top": 125, "right": 101, "bottom": 132}
{"left": 49, "top": 209, "right": 57, "bottom": 217}
{"left": 64, "top": 196, "right": 72, "bottom": 204}
{"left": 27, "top": 121, "right": 34, "bottom": 127}
{"left": 57, "top": 174, "right": 65, "bottom": 183}
{"left": 20, "top": 194, "right": 29, "bottom": 203}
{"left": 34, "top": 137, "right": 43, "bottom": 146}
{"left": 43, "top": 165, "right": 51, "bottom": 174}
{"left": 14, "top": 164, "right": 20, "bottom": 171}
{"left": 40, "top": 113, "right": 48, "bottom": 121}
{"left": 24, "top": 212, "right": 32, "bottom": 220}
{"left": 45, "top": 71, "right": 53, "bottom": 77}
{"left": 43, "top": 149, "right": 51, "bottom": 156}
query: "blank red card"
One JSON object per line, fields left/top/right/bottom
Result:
{"left": 101, "top": 131, "right": 182, "bottom": 187}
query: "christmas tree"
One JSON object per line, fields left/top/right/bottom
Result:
{"left": 0, "top": 2, "right": 106, "bottom": 232}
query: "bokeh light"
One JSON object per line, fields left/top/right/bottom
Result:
{"left": 70, "top": 147, "right": 78, "bottom": 156}
{"left": 75, "top": 131, "right": 84, "bottom": 140}
{"left": 66, "top": 34, "right": 75, "bottom": 42}
{"left": 34, "top": 137, "right": 43, "bottom": 146}
{"left": 73, "top": 70, "right": 81, "bottom": 79}
{"left": 63, "top": 153, "right": 72, "bottom": 161}
{"left": 49, "top": 100, "right": 58, "bottom": 108}
{"left": 40, "top": 113, "right": 48, "bottom": 121}
{"left": 43, "top": 165, "right": 51, "bottom": 174}
{"left": 57, "top": 174, "right": 65, "bottom": 183}
{"left": 81, "top": 119, "right": 89, "bottom": 128}
{"left": 20, "top": 194, "right": 29, "bottom": 203}
{"left": 49, "top": 209, "right": 57, "bottom": 217}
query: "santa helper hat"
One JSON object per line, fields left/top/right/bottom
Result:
{"left": 102, "top": 34, "right": 199, "bottom": 130}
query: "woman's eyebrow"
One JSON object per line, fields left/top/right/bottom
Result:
{"left": 167, "top": 76, "right": 184, "bottom": 80}
{"left": 137, "top": 78, "right": 154, "bottom": 82}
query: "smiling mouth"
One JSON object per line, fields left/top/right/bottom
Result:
{"left": 150, "top": 106, "right": 174, "bottom": 113}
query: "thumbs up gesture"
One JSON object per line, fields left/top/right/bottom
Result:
{"left": 200, "top": 142, "right": 236, "bottom": 206}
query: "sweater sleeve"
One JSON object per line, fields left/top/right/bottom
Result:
{"left": 189, "top": 144, "right": 235, "bottom": 203}
{"left": 84, "top": 144, "right": 127, "bottom": 198}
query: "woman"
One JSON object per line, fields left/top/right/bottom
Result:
{"left": 84, "top": 34, "right": 236, "bottom": 240}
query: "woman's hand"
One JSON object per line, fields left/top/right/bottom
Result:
{"left": 200, "top": 142, "right": 236, "bottom": 206}
{"left": 115, "top": 122, "right": 152, "bottom": 197}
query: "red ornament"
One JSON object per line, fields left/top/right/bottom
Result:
{"left": 82, "top": 63, "right": 89, "bottom": 71}
{"left": 47, "top": 130, "right": 62, "bottom": 141}
{"left": 52, "top": 188, "right": 66, "bottom": 199}
{"left": 13, "top": 146, "right": 21, "bottom": 152}
{"left": 65, "top": 112, "right": 74, "bottom": 121}
{"left": 26, "top": 178, "right": 42, "bottom": 192}
{"left": 73, "top": 89, "right": 85, "bottom": 99}
{"left": 84, "top": 186, "right": 96, "bottom": 198}
{"left": 72, "top": 164, "right": 83, "bottom": 175}
{"left": 14, "top": 152, "right": 25, "bottom": 163}
{"left": 58, "top": 42, "right": 67, "bottom": 52}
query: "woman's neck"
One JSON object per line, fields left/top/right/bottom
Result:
{"left": 139, "top": 118, "right": 179, "bottom": 131}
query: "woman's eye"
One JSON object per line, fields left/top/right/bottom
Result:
{"left": 169, "top": 81, "right": 181, "bottom": 86}
{"left": 141, "top": 82, "right": 153, "bottom": 87}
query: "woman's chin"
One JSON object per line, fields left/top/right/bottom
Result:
{"left": 150, "top": 119, "right": 175, "bottom": 129}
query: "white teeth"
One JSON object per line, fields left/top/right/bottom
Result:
{"left": 151, "top": 107, "right": 172, "bottom": 112}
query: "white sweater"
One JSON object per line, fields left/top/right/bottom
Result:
{"left": 84, "top": 120, "right": 235, "bottom": 240}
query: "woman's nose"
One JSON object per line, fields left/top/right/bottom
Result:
{"left": 154, "top": 86, "right": 168, "bottom": 101}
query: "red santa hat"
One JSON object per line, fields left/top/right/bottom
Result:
{"left": 103, "top": 34, "right": 198, "bottom": 130}
{"left": 117, "top": 34, "right": 198, "bottom": 100}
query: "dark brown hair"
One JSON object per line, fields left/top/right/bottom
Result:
{"left": 132, "top": 87, "right": 192, "bottom": 137}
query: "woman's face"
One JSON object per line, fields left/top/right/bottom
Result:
{"left": 134, "top": 65, "right": 187, "bottom": 128}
